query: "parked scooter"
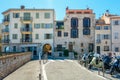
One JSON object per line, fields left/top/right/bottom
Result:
{"left": 109, "top": 56, "right": 120, "bottom": 75}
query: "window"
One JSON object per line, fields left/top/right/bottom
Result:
{"left": 104, "top": 26, "right": 109, "bottom": 30}
{"left": 44, "top": 24, "right": 52, "bottom": 28}
{"left": 35, "top": 34, "right": 39, "bottom": 39}
{"left": 13, "top": 46, "right": 16, "bottom": 52}
{"left": 114, "top": 20, "right": 119, "bottom": 25}
{"left": 97, "top": 34, "right": 101, "bottom": 40}
{"left": 115, "top": 47, "right": 119, "bottom": 52}
{"left": 104, "top": 46, "right": 109, "bottom": 51}
{"left": 96, "top": 26, "right": 101, "bottom": 30}
{"left": 104, "top": 34, "right": 110, "bottom": 39}
{"left": 114, "top": 32, "right": 119, "bottom": 39}
{"left": 57, "top": 31, "right": 62, "bottom": 37}
{"left": 13, "top": 13, "right": 19, "bottom": 18}
{"left": 44, "top": 34, "right": 52, "bottom": 39}
{"left": 44, "top": 13, "right": 50, "bottom": 19}
{"left": 83, "top": 17, "right": 91, "bottom": 27}
{"left": 83, "top": 29, "right": 90, "bottom": 35}
{"left": 64, "top": 32, "right": 68, "bottom": 37}
{"left": 57, "top": 45, "right": 62, "bottom": 51}
{"left": 24, "top": 13, "right": 31, "bottom": 20}
{"left": 71, "top": 29, "right": 78, "bottom": 38}
{"left": 71, "top": 18, "right": 78, "bottom": 28}
{"left": 41, "top": 23, "right": 44, "bottom": 28}
{"left": 12, "top": 34, "right": 17, "bottom": 39}
{"left": 81, "top": 43, "right": 83, "bottom": 47}
{"left": 34, "top": 24, "right": 40, "bottom": 29}
{"left": 14, "top": 23, "right": 18, "bottom": 29}
{"left": 36, "top": 13, "right": 39, "bottom": 19}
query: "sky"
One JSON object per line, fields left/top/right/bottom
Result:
{"left": 0, "top": 0, "right": 120, "bottom": 23}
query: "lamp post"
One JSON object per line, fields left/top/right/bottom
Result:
{"left": 39, "top": 43, "right": 42, "bottom": 80}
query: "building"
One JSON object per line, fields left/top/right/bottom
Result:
{"left": 95, "top": 19, "right": 111, "bottom": 54}
{"left": 54, "top": 7, "right": 95, "bottom": 56}
{"left": 2, "top": 6, "right": 55, "bottom": 58}
{"left": 0, "top": 24, "right": 2, "bottom": 52}
{"left": 111, "top": 16, "right": 120, "bottom": 53}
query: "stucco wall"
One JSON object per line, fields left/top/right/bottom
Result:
{"left": 0, "top": 52, "right": 32, "bottom": 80}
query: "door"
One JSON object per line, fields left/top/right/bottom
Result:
{"left": 97, "top": 46, "right": 100, "bottom": 54}
{"left": 69, "top": 42, "right": 73, "bottom": 52}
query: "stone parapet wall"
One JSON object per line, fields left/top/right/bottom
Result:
{"left": 0, "top": 52, "right": 32, "bottom": 80}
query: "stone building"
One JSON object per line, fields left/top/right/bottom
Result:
{"left": 54, "top": 7, "right": 95, "bottom": 56}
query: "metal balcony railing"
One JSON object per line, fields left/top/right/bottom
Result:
{"left": 3, "top": 19, "right": 10, "bottom": 22}
{"left": 96, "top": 39, "right": 101, "bottom": 44}
{"left": 2, "top": 28, "right": 9, "bottom": 33}
{"left": 2, "top": 39, "right": 10, "bottom": 43}
{"left": 21, "top": 27, "right": 32, "bottom": 32}
{"left": 21, "top": 38, "right": 32, "bottom": 43}
{"left": 20, "top": 17, "right": 32, "bottom": 21}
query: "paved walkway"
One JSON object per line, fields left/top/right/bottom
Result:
{"left": 45, "top": 60, "right": 107, "bottom": 80}
{"left": 3, "top": 60, "right": 40, "bottom": 80}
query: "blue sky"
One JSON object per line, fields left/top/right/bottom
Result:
{"left": 0, "top": 0, "right": 120, "bottom": 23}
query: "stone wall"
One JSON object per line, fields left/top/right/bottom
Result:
{"left": 0, "top": 52, "right": 32, "bottom": 80}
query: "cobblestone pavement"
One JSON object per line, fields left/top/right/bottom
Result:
{"left": 3, "top": 60, "right": 40, "bottom": 80}
{"left": 44, "top": 60, "right": 107, "bottom": 80}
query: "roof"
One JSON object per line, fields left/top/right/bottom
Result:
{"left": 96, "top": 19, "right": 110, "bottom": 25}
{"left": 110, "top": 16, "right": 120, "bottom": 19}
{"left": 66, "top": 7, "right": 93, "bottom": 14}
{"left": 2, "top": 8, "right": 55, "bottom": 14}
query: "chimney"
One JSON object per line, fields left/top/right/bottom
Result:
{"left": 21, "top": 5, "right": 25, "bottom": 9}
{"left": 66, "top": 6, "right": 69, "bottom": 11}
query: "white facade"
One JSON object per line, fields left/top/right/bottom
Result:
{"left": 2, "top": 6, "right": 55, "bottom": 58}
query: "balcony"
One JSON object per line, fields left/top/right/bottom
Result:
{"left": 56, "top": 26, "right": 64, "bottom": 29}
{"left": 2, "top": 39, "right": 10, "bottom": 43}
{"left": 96, "top": 39, "right": 101, "bottom": 44}
{"left": 3, "top": 19, "right": 10, "bottom": 25}
{"left": 2, "top": 28, "right": 9, "bottom": 34}
{"left": 20, "top": 17, "right": 33, "bottom": 23}
{"left": 21, "top": 38, "right": 32, "bottom": 43}
{"left": 21, "top": 27, "right": 32, "bottom": 34}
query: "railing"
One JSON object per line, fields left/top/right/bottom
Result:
{"left": 20, "top": 17, "right": 32, "bottom": 21}
{"left": 21, "top": 38, "right": 32, "bottom": 43}
{"left": 21, "top": 27, "right": 32, "bottom": 32}
{"left": 3, "top": 19, "right": 10, "bottom": 22}
{"left": 56, "top": 26, "right": 64, "bottom": 29}
{"left": 96, "top": 39, "right": 101, "bottom": 44}
{"left": 2, "top": 28, "right": 9, "bottom": 33}
{"left": 2, "top": 39, "right": 10, "bottom": 43}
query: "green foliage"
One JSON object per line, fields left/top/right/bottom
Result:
{"left": 63, "top": 49, "right": 69, "bottom": 57}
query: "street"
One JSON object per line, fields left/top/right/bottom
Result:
{"left": 44, "top": 59, "right": 106, "bottom": 80}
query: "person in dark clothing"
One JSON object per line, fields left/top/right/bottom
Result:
{"left": 103, "top": 53, "right": 112, "bottom": 69}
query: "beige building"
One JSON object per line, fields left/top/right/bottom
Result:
{"left": 111, "top": 16, "right": 120, "bottom": 53}
{"left": 95, "top": 19, "right": 111, "bottom": 54}
{"left": 2, "top": 6, "right": 55, "bottom": 58}
{"left": 54, "top": 7, "right": 95, "bottom": 56}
